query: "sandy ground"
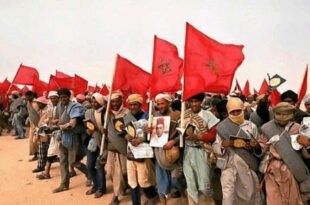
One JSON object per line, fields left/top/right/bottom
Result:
{"left": 0, "top": 132, "right": 189, "bottom": 205}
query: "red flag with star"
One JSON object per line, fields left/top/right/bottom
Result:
{"left": 150, "top": 36, "right": 183, "bottom": 99}
{"left": 13, "top": 64, "right": 39, "bottom": 85}
{"left": 100, "top": 84, "right": 109, "bottom": 95}
{"left": 270, "top": 89, "right": 281, "bottom": 107}
{"left": 56, "top": 70, "right": 71, "bottom": 78}
{"left": 242, "top": 80, "right": 251, "bottom": 97}
{"left": 73, "top": 74, "right": 88, "bottom": 95}
{"left": 112, "top": 55, "right": 150, "bottom": 110}
{"left": 183, "top": 23, "right": 244, "bottom": 100}
{"left": 298, "top": 65, "right": 308, "bottom": 104}
{"left": 33, "top": 78, "right": 49, "bottom": 96}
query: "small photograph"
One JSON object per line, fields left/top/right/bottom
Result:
{"left": 150, "top": 116, "right": 170, "bottom": 147}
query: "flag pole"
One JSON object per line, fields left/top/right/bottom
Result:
{"left": 6, "top": 63, "right": 22, "bottom": 95}
{"left": 99, "top": 54, "right": 118, "bottom": 156}
{"left": 147, "top": 99, "right": 153, "bottom": 141}
{"left": 180, "top": 76, "right": 185, "bottom": 148}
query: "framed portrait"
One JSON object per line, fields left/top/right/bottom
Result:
{"left": 150, "top": 116, "right": 170, "bottom": 147}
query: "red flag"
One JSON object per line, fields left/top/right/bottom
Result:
{"left": 253, "top": 88, "right": 259, "bottom": 95}
{"left": 33, "top": 79, "right": 49, "bottom": 96}
{"left": 183, "top": 23, "right": 244, "bottom": 100}
{"left": 56, "top": 70, "right": 71, "bottom": 78}
{"left": 48, "top": 75, "right": 74, "bottom": 91}
{"left": 74, "top": 74, "right": 88, "bottom": 95}
{"left": 94, "top": 85, "right": 101, "bottom": 92}
{"left": 113, "top": 55, "right": 151, "bottom": 110}
{"left": 298, "top": 65, "right": 308, "bottom": 104}
{"left": 150, "top": 36, "right": 183, "bottom": 99}
{"left": 270, "top": 89, "right": 281, "bottom": 107}
{"left": 13, "top": 64, "right": 39, "bottom": 85}
{"left": 88, "top": 85, "right": 95, "bottom": 93}
{"left": 8, "top": 84, "right": 20, "bottom": 94}
{"left": 242, "top": 80, "right": 251, "bottom": 97}
{"left": 0, "top": 78, "right": 11, "bottom": 94}
{"left": 100, "top": 84, "right": 109, "bottom": 95}
{"left": 20, "top": 86, "right": 29, "bottom": 95}
{"left": 234, "top": 79, "right": 242, "bottom": 92}
{"left": 258, "top": 79, "right": 269, "bottom": 95}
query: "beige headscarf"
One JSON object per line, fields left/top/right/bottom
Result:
{"left": 127, "top": 93, "right": 143, "bottom": 104}
{"left": 273, "top": 102, "right": 294, "bottom": 126}
{"left": 227, "top": 97, "right": 244, "bottom": 125}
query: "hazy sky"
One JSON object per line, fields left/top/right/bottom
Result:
{"left": 0, "top": 0, "right": 309, "bottom": 93}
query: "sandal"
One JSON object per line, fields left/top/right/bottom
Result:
{"left": 52, "top": 186, "right": 69, "bottom": 193}
{"left": 36, "top": 173, "right": 51, "bottom": 180}
{"left": 86, "top": 188, "right": 96, "bottom": 195}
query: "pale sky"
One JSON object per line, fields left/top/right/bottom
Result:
{"left": 0, "top": 0, "right": 309, "bottom": 94}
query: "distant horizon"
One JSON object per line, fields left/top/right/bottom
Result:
{"left": 1, "top": 0, "right": 309, "bottom": 94}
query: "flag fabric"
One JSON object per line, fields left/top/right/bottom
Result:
{"left": 234, "top": 79, "right": 242, "bottom": 93}
{"left": 20, "top": 86, "right": 29, "bottom": 94}
{"left": 150, "top": 36, "right": 183, "bottom": 99}
{"left": 13, "top": 64, "right": 39, "bottom": 85}
{"left": 258, "top": 79, "right": 269, "bottom": 95}
{"left": 100, "top": 84, "right": 109, "bottom": 95}
{"left": 242, "top": 80, "right": 251, "bottom": 97}
{"left": 0, "top": 78, "right": 11, "bottom": 108}
{"left": 112, "top": 55, "right": 151, "bottom": 110}
{"left": 88, "top": 86, "right": 95, "bottom": 93}
{"left": 33, "top": 79, "right": 49, "bottom": 96}
{"left": 298, "top": 65, "right": 308, "bottom": 104}
{"left": 48, "top": 75, "right": 74, "bottom": 91}
{"left": 183, "top": 23, "right": 245, "bottom": 100}
{"left": 94, "top": 85, "right": 101, "bottom": 93}
{"left": 270, "top": 89, "right": 281, "bottom": 107}
{"left": 74, "top": 74, "right": 88, "bottom": 95}
{"left": 56, "top": 70, "right": 71, "bottom": 78}
{"left": 253, "top": 88, "right": 259, "bottom": 95}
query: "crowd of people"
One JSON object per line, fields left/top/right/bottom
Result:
{"left": 1, "top": 87, "right": 310, "bottom": 205}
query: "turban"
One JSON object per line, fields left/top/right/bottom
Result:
{"left": 305, "top": 96, "right": 310, "bottom": 103}
{"left": 273, "top": 102, "right": 294, "bottom": 114}
{"left": 226, "top": 97, "right": 244, "bottom": 113}
{"left": 76, "top": 94, "right": 85, "bottom": 103}
{"left": 127, "top": 94, "right": 143, "bottom": 104}
{"left": 155, "top": 93, "right": 172, "bottom": 103}
{"left": 34, "top": 96, "right": 48, "bottom": 105}
{"left": 48, "top": 91, "right": 58, "bottom": 98}
{"left": 92, "top": 92, "right": 105, "bottom": 106}
{"left": 111, "top": 90, "right": 123, "bottom": 100}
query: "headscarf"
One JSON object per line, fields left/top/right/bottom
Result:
{"left": 155, "top": 93, "right": 172, "bottom": 103}
{"left": 48, "top": 91, "right": 58, "bottom": 98}
{"left": 76, "top": 94, "right": 85, "bottom": 103}
{"left": 127, "top": 94, "right": 143, "bottom": 104}
{"left": 34, "top": 96, "right": 48, "bottom": 105}
{"left": 111, "top": 90, "right": 123, "bottom": 100}
{"left": 92, "top": 92, "right": 105, "bottom": 106}
{"left": 273, "top": 102, "right": 294, "bottom": 126}
{"left": 226, "top": 97, "right": 244, "bottom": 125}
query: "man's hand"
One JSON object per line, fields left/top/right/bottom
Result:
{"left": 145, "top": 127, "right": 152, "bottom": 134}
{"left": 163, "top": 140, "right": 175, "bottom": 150}
{"left": 125, "top": 134, "right": 134, "bottom": 142}
{"left": 221, "top": 139, "right": 233, "bottom": 148}
{"left": 86, "top": 129, "right": 94, "bottom": 135}
{"left": 297, "top": 134, "right": 310, "bottom": 147}
{"left": 101, "top": 128, "right": 107, "bottom": 135}
{"left": 250, "top": 139, "right": 259, "bottom": 147}
{"left": 131, "top": 138, "right": 144, "bottom": 147}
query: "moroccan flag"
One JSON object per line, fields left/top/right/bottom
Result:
{"left": 100, "top": 84, "right": 109, "bottom": 95}
{"left": 253, "top": 88, "right": 259, "bottom": 95}
{"left": 183, "top": 23, "right": 245, "bottom": 100}
{"left": 258, "top": 79, "right": 269, "bottom": 95}
{"left": 270, "top": 89, "right": 281, "bottom": 107}
{"left": 74, "top": 74, "right": 88, "bottom": 95}
{"left": 20, "top": 86, "right": 29, "bottom": 95}
{"left": 298, "top": 65, "right": 308, "bottom": 104}
{"left": 88, "top": 85, "right": 95, "bottom": 93}
{"left": 242, "top": 80, "right": 251, "bottom": 97}
{"left": 234, "top": 79, "right": 242, "bottom": 92}
{"left": 150, "top": 36, "right": 183, "bottom": 99}
{"left": 13, "top": 64, "right": 39, "bottom": 85}
{"left": 113, "top": 55, "right": 151, "bottom": 110}
{"left": 49, "top": 75, "right": 74, "bottom": 91}
{"left": 56, "top": 70, "right": 71, "bottom": 78}
{"left": 8, "top": 84, "right": 20, "bottom": 94}
{"left": 94, "top": 85, "right": 101, "bottom": 92}
{"left": 0, "top": 78, "right": 11, "bottom": 94}
{"left": 33, "top": 79, "right": 49, "bottom": 96}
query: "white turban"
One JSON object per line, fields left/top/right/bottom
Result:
{"left": 92, "top": 92, "right": 105, "bottom": 106}
{"left": 155, "top": 93, "right": 172, "bottom": 103}
{"left": 48, "top": 91, "right": 58, "bottom": 98}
